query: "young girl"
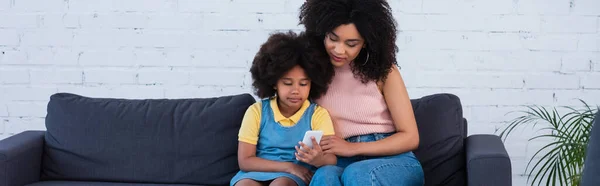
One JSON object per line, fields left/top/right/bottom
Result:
{"left": 230, "top": 31, "right": 337, "bottom": 186}
{"left": 299, "top": 0, "right": 425, "bottom": 185}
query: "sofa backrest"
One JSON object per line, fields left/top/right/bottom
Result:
{"left": 580, "top": 111, "right": 599, "bottom": 186}
{"left": 42, "top": 93, "right": 256, "bottom": 185}
{"left": 411, "top": 93, "right": 467, "bottom": 186}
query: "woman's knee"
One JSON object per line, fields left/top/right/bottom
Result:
{"left": 341, "top": 161, "right": 371, "bottom": 180}
{"left": 315, "top": 165, "right": 343, "bottom": 175}
{"left": 311, "top": 165, "right": 343, "bottom": 186}
{"left": 341, "top": 159, "right": 424, "bottom": 186}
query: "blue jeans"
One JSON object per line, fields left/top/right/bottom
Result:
{"left": 310, "top": 133, "right": 424, "bottom": 186}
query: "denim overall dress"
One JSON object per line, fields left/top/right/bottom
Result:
{"left": 230, "top": 99, "right": 316, "bottom": 186}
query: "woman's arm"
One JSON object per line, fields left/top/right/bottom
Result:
{"left": 352, "top": 67, "right": 420, "bottom": 156}
{"left": 321, "top": 67, "right": 419, "bottom": 157}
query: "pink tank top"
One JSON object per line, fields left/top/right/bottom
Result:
{"left": 315, "top": 62, "right": 396, "bottom": 139}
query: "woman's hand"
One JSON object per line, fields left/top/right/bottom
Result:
{"left": 285, "top": 162, "right": 313, "bottom": 184}
{"left": 320, "top": 135, "right": 358, "bottom": 157}
{"left": 295, "top": 137, "right": 327, "bottom": 167}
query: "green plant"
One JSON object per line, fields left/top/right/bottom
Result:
{"left": 498, "top": 100, "right": 598, "bottom": 186}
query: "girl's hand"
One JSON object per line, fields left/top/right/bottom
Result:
{"left": 320, "top": 135, "right": 358, "bottom": 157}
{"left": 295, "top": 137, "right": 326, "bottom": 167}
{"left": 285, "top": 162, "right": 313, "bottom": 184}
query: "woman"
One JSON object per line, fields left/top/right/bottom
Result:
{"left": 298, "top": 0, "right": 424, "bottom": 185}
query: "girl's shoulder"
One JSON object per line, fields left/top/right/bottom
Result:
{"left": 312, "top": 103, "right": 330, "bottom": 115}
{"left": 244, "top": 101, "right": 263, "bottom": 117}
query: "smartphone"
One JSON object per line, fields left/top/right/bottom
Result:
{"left": 301, "top": 130, "right": 323, "bottom": 149}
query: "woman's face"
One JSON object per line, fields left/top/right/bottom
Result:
{"left": 323, "top": 23, "right": 365, "bottom": 67}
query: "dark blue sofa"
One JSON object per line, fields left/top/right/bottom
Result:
{"left": 0, "top": 93, "right": 511, "bottom": 186}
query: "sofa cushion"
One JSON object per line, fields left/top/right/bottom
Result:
{"left": 411, "top": 93, "right": 466, "bottom": 186}
{"left": 42, "top": 93, "right": 256, "bottom": 185}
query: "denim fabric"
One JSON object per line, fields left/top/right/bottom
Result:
{"left": 310, "top": 133, "right": 424, "bottom": 186}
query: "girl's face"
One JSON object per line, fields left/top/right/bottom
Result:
{"left": 276, "top": 65, "right": 311, "bottom": 113}
{"left": 324, "top": 23, "right": 366, "bottom": 67}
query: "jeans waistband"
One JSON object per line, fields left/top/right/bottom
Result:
{"left": 345, "top": 132, "right": 394, "bottom": 143}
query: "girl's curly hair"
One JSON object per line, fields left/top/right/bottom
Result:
{"left": 250, "top": 31, "right": 333, "bottom": 100}
{"left": 299, "top": 0, "right": 398, "bottom": 83}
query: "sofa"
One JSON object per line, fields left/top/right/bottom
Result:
{"left": 580, "top": 111, "right": 599, "bottom": 186}
{"left": 0, "top": 92, "right": 511, "bottom": 186}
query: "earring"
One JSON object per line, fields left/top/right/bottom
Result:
{"left": 362, "top": 52, "right": 370, "bottom": 65}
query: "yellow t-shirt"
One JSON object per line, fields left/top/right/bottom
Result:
{"left": 238, "top": 98, "right": 335, "bottom": 145}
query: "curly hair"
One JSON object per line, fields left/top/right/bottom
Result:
{"left": 299, "top": 0, "right": 398, "bottom": 83}
{"left": 250, "top": 31, "right": 333, "bottom": 100}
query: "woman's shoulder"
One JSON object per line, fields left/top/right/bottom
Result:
{"left": 378, "top": 66, "right": 404, "bottom": 84}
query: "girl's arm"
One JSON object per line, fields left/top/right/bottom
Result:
{"left": 238, "top": 141, "right": 313, "bottom": 183}
{"left": 303, "top": 107, "right": 337, "bottom": 166}
{"left": 318, "top": 149, "right": 338, "bottom": 167}
{"left": 352, "top": 67, "right": 420, "bottom": 156}
{"left": 238, "top": 142, "right": 294, "bottom": 172}
{"left": 236, "top": 103, "right": 313, "bottom": 183}
{"left": 296, "top": 136, "right": 337, "bottom": 167}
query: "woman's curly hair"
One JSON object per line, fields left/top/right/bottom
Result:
{"left": 299, "top": 0, "right": 398, "bottom": 83}
{"left": 250, "top": 31, "right": 333, "bottom": 100}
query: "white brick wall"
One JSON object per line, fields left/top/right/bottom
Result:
{"left": 0, "top": 0, "right": 598, "bottom": 185}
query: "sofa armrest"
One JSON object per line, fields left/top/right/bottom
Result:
{"left": 466, "top": 134, "right": 512, "bottom": 186}
{"left": 0, "top": 131, "right": 45, "bottom": 186}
